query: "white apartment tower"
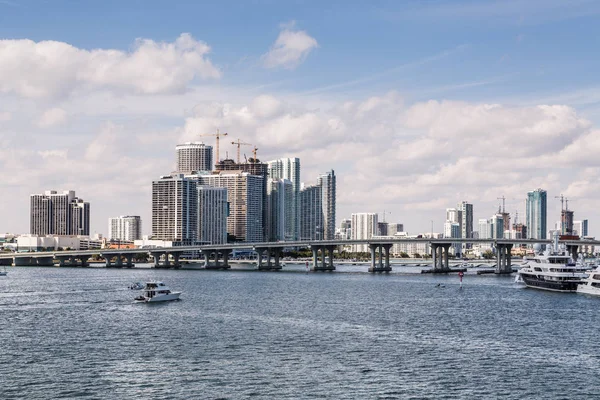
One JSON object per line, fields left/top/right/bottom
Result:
{"left": 176, "top": 142, "right": 213, "bottom": 173}
{"left": 299, "top": 184, "right": 322, "bottom": 240}
{"left": 267, "top": 158, "right": 300, "bottom": 240}
{"left": 151, "top": 175, "right": 198, "bottom": 243}
{"left": 108, "top": 216, "right": 142, "bottom": 241}
{"left": 318, "top": 170, "right": 336, "bottom": 240}
{"left": 351, "top": 213, "right": 378, "bottom": 252}
{"left": 30, "top": 190, "right": 90, "bottom": 236}
{"left": 196, "top": 172, "right": 263, "bottom": 242}
{"left": 197, "top": 186, "right": 228, "bottom": 244}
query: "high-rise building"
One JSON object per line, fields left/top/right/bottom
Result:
{"left": 444, "top": 221, "right": 461, "bottom": 256}
{"left": 490, "top": 213, "right": 504, "bottom": 239}
{"left": 377, "top": 222, "right": 388, "bottom": 236}
{"left": 215, "top": 158, "right": 268, "bottom": 240}
{"left": 266, "top": 178, "right": 294, "bottom": 241}
{"left": 299, "top": 184, "right": 322, "bottom": 241}
{"left": 30, "top": 190, "right": 90, "bottom": 236}
{"left": 337, "top": 218, "right": 352, "bottom": 240}
{"left": 574, "top": 220, "right": 589, "bottom": 237}
{"left": 513, "top": 223, "right": 527, "bottom": 239}
{"left": 478, "top": 218, "right": 490, "bottom": 239}
{"left": 388, "top": 223, "right": 404, "bottom": 236}
{"left": 108, "top": 216, "right": 142, "bottom": 241}
{"left": 446, "top": 208, "right": 460, "bottom": 224}
{"left": 195, "top": 172, "right": 263, "bottom": 242}
{"left": 351, "top": 213, "right": 378, "bottom": 252}
{"left": 561, "top": 209, "right": 574, "bottom": 235}
{"left": 457, "top": 201, "right": 473, "bottom": 239}
{"left": 197, "top": 186, "right": 228, "bottom": 244}
{"left": 318, "top": 170, "right": 336, "bottom": 240}
{"left": 151, "top": 175, "right": 198, "bottom": 242}
{"left": 176, "top": 142, "right": 213, "bottom": 173}
{"left": 267, "top": 158, "right": 300, "bottom": 240}
{"left": 526, "top": 189, "right": 547, "bottom": 239}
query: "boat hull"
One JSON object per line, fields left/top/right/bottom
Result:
{"left": 577, "top": 284, "right": 600, "bottom": 296}
{"left": 136, "top": 292, "right": 181, "bottom": 303}
{"left": 520, "top": 274, "right": 580, "bottom": 292}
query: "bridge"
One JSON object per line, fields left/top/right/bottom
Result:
{"left": 1, "top": 238, "right": 596, "bottom": 274}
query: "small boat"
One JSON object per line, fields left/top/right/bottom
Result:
{"left": 577, "top": 266, "right": 600, "bottom": 297}
{"left": 134, "top": 281, "right": 181, "bottom": 303}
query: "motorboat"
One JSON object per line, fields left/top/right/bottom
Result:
{"left": 134, "top": 282, "right": 181, "bottom": 303}
{"left": 516, "top": 234, "right": 587, "bottom": 293}
{"left": 577, "top": 266, "right": 600, "bottom": 297}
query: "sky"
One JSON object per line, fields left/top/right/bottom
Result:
{"left": 2, "top": 0, "right": 600, "bottom": 237}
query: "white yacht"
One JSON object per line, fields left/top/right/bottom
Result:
{"left": 577, "top": 266, "right": 600, "bottom": 297}
{"left": 517, "top": 235, "right": 588, "bottom": 293}
{"left": 134, "top": 282, "right": 181, "bottom": 303}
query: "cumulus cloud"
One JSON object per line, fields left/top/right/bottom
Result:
{"left": 262, "top": 24, "right": 318, "bottom": 69}
{"left": 0, "top": 33, "right": 220, "bottom": 98}
{"left": 37, "top": 107, "right": 68, "bottom": 128}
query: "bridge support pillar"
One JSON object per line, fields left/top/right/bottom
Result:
{"left": 326, "top": 246, "right": 335, "bottom": 270}
{"left": 369, "top": 244, "right": 391, "bottom": 272}
{"left": 151, "top": 253, "right": 161, "bottom": 268}
{"left": 103, "top": 256, "right": 112, "bottom": 267}
{"left": 442, "top": 244, "right": 451, "bottom": 271}
{"left": 495, "top": 244, "right": 513, "bottom": 274}
{"left": 124, "top": 254, "right": 134, "bottom": 268}
{"left": 115, "top": 255, "right": 123, "bottom": 268}
{"left": 202, "top": 250, "right": 212, "bottom": 268}
{"left": 171, "top": 253, "right": 181, "bottom": 268}
{"left": 311, "top": 245, "right": 334, "bottom": 271}
{"left": 78, "top": 255, "right": 90, "bottom": 267}
{"left": 56, "top": 256, "right": 69, "bottom": 267}
{"left": 430, "top": 243, "right": 451, "bottom": 273}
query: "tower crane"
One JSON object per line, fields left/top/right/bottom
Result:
{"left": 231, "top": 139, "right": 253, "bottom": 163}
{"left": 198, "top": 129, "right": 228, "bottom": 165}
{"left": 250, "top": 146, "right": 259, "bottom": 163}
{"left": 555, "top": 194, "right": 565, "bottom": 211}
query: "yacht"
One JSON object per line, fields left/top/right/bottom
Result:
{"left": 577, "top": 266, "right": 600, "bottom": 297}
{"left": 134, "top": 282, "right": 181, "bottom": 303}
{"left": 517, "top": 237, "right": 587, "bottom": 292}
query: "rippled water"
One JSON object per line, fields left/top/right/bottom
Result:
{"left": 1, "top": 264, "right": 599, "bottom": 399}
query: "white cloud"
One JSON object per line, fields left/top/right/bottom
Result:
{"left": 262, "top": 25, "right": 318, "bottom": 69}
{"left": 37, "top": 107, "right": 68, "bottom": 128}
{"left": 0, "top": 111, "right": 10, "bottom": 121}
{"left": 0, "top": 33, "right": 220, "bottom": 99}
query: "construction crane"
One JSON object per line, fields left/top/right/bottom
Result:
{"left": 198, "top": 129, "right": 228, "bottom": 165}
{"left": 497, "top": 196, "right": 506, "bottom": 213}
{"left": 381, "top": 210, "right": 391, "bottom": 223}
{"left": 231, "top": 139, "right": 253, "bottom": 163}
{"left": 555, "top": 194, "right": 565, "bottom": 211}
{"left": 250, "top": 146, "right": 258, "bottom": 162}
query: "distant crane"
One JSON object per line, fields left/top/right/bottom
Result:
{"left": 249, "top": 146, "right": 259, "bottom": 162}
{"left": 555, "top": 194, "right": 565, "bottom": 211}
{"left": 198, "top": 129, "right": 228, "bottom": 165}
{"left": 381, "top": 210, "right": 391, "bottom": 223}
{"left": 497, "top": 196, "right": 506, "bottom": 213}
{"left": 231, "top": 139, "right": 253, "bottom": 163}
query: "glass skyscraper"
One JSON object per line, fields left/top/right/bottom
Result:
{"left": 526, "top": 188, "right": 547, "bottom": 239}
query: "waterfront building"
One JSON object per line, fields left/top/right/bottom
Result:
{"left": 490, "top": 213, "right": 505, "bottom": 239}
{"left": 108, "top": 216, "right": 142, "bottom": 241}
{"left": 446, "top": 208, "right": 460, "bottom": 224}
{"left": 513, "top": 223, "right": 527, "bottom": 239}
{"left": 195, "top": 172, "right": 263, "bottom": 242}
{"left": 197, "top": 186, "right": 228, "bottom": 244}
{"left": 478, "top": 218, "right": 490, "bottom": 239}
{"left": 574, "top": 220, "right": 588, "bottom": 237}
{"left": 336, "top": 219, "right": 352, "bottom": 240}
{"left": 388, "top": 223, "right": 404, "bottom": 236}
{"left": 215, "top": 158, "right": 268, "bottom": 241}
{"left": 267, "top": 158, "right": 300, "bottom": 240}
{"left": 443, "top": 221, "right": 461, "bottom": 256}
{"left": 458, "top": 201, "right": 473, "bottom": 239}
{"left": 351, "top": 213, "right": 378, "bottom": 252}
{"left": 318, "top": 170, "right": 336, "bottom": 240}
{"left": 526, "top": 188, "right": 547, "bottom": 239}
{"left": 377, "top": 222, "right": 388, "bottom": 236}
{"left": 176, "top": 142, "right": 213, "bottom": 173}
{"left": 266, "top": 178, "right": 294, "bottom": 241}
{"left": 299, "top": 184, "right": 323, "bottom": 241}
{"left": 30, "top": 190, "right": 90, "bottom": 236}
{"left": 561, "top": 209, "right": 574, "bottom": 235}
{"left": 151, "top": 174, "right": 198, "bottom": 243}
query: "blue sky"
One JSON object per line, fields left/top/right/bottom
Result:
{"left": 1, "top": 0, "right": 600, "bottom": 236}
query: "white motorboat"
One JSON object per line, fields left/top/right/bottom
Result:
{"left": 134, "top": 282, "right": 181, "bottom": 303}
{"left": 129, "top": 282, "right": 144, "bottom": 290}
{"left": 577, "top": 266, "right": 600, "bottom": 297}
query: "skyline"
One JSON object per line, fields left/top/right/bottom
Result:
{"left": 2, "top": 1, "right": 600, "bottom": 236}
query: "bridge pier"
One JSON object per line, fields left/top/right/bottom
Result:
{"left": 495, "top": 243, "right": 513, "bottom": 274}
{"left": 124, "top": 254, "right": 134, "bottom": 268}
{"left": 256, "top": 247, "right": 281, "bottom": 271}
{"left": 77, "top": 255, "right": 90, "bottom": 267}
{"left": 311, "top": 245, "right": 335, "bottom": 271}
{"left": 430, "top": 243, "right": 451, "bottom": 272}
{"left": 115, "top": 255, "right": 123, "bottom": 268}
{"left": 369, "top": 244, "right": 392, "bottom": 272}
{"left": 35, "top": 256, "right": 54, "bottom": 266}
